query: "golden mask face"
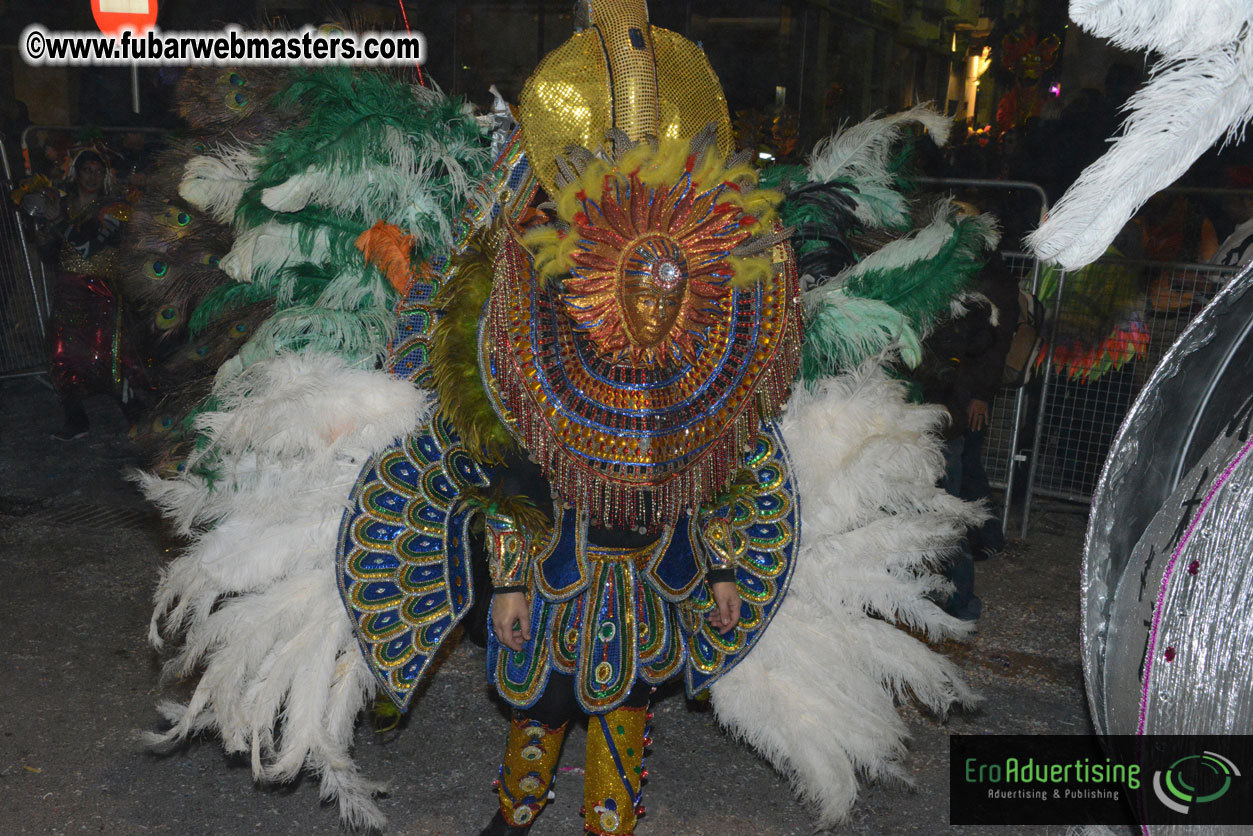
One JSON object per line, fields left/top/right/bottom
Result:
{"left": 619, "top": 236, "right": 687, "bottom": 348}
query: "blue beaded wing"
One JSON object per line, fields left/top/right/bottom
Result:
{"left": 336, "top": 411, "right": 491, "bottom": 711}
{"left": 342, "top": 132, "right": 537, "bottom": 710}
{"left": 682, "top": 422, "right": 800, "bottom": 695}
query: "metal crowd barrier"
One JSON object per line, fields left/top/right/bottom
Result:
{"left": 0, "top": 135, "right": 50, "bottom": 380}
{"left": 916, "top": 177, "right": 1048, "bottom": 540}
{"left": 1020, "top": 185, "right": 1253, "bottom": 533}
{"left": 2, "top": 125, "right": 168, "bottom": 382}
{"left": 916, "top": 178, "right": 1248, "bottom": 542}
{"left": 1025, "top": 258, "right": 1238, "bottom": 518}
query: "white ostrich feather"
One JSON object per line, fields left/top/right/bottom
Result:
{"left": 138, "top": 352, "right": 429, "bottom": 829}
{"left": 711, "top": 366, "right": 981, "bottom": 826}
{"left": 1070, "top": 0, "right": 1253, "bottom": 59}
{"left": 258, "top": 123, "right": 478, "bottom": 252}
{"left": 950, "top": 291, "right": 999, "bottom": 326}
{"left": 219, "top": 220, "right": 332, "bottom": 284}
{"left": 801, "top": 290, "right": 924, "bottom": 368}
{"left": 179, "top": 146, "right": 260, "bottom": 225}
{"left": 807, "top": 105, "right": 952, "bottom": 230}
{"left": 139, "top": 353, "right": 977, "bottom": 830}
{"left": 1029, "top": 9, "right": 1253, "bottom": 269}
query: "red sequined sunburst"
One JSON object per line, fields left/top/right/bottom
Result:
{"left": 562, "top": 171, "right": 758, "bottom": 366}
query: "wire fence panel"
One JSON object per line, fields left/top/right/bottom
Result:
{"left": 3, "top": 125, "right": 168, "bottom": 382}
{"left": 883, "top": 178, "right": 1249, "bottom": 537}
{"left": 1027, "top": 258, "right": 1238, "bottom": 503}
{"left": 982, "top": 250, "right": 1038, "bottom": 490}
{"left": 914, "top": 177, "right": 1051, "bottom": 537}
{"left": 0, "top": 138, "right": 49, "bottom": 378}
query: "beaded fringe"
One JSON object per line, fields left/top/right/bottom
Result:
{"left": 486, "top": 237, "right": 801, "bottom": 532}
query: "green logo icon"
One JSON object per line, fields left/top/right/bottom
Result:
{"left": 1153, "top": 752, "right": 1240, "bottom": 814}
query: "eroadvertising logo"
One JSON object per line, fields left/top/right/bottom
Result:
{"left": 963, "top": 751, "right": 1140, "bottom": 801}
{"left": 1152, "top": 751, "right": 1240, "bottom": 814}
{"left": 950, "top": 735, "right": 1253, "bottom": 826}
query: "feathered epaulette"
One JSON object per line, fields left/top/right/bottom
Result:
{"left": 757, "top": 106, "right": 1004, "bottom": 381}
{"left": 129, "top": 67, "right": 489, "bottom": 478}
{"left": 177, "top": 67, "right": 487, "bottom": 366}
{"left": 802, "top": 205, "right": 999, "bottom": 381}
{"left": 802, "top": 104, "right": 950, "bottom": 231}
{"left": 124, "top": 63, "right": 306, "bottom": 467}
{"left": 429, "top": 227, "right": 516, "bottom": 465}
{"left": 185, "top": 67, "right": 489, "bottom": 375}
{"left": 761, "top": 166, "right": 861, "bottom": 280}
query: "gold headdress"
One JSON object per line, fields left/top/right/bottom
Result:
{"left": 482, "top": 0, "right": 801, "bottom": 529}
{"left": 517, "top": 0, "right": 735, "bottom": 198}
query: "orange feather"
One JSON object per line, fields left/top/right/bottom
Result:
{"left": 355, "top": 221, "right": 415, "bottom": 294}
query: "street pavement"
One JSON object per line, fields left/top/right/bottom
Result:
{"left": 0, "top": 377, "right": 1128, "bottom": 835}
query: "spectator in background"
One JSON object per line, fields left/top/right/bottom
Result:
{"left": 913, "top": 245, "right": 1019, "bottom": 619}
{"left": 1, "top": 96, "right": 29, "bottom": 174}
{"left": 1138, "top": 192, "right": 1220, "bottom": 314}
{"left": 19, "top": 147, "right": 149, "bottom": 440}
{"left": 1211, "top": 165, "right": 1253, "bottom": 271}
{"left": 956, "top": 252, "right": 1020, "bottom": 562}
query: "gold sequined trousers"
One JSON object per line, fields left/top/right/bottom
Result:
{"left": 496, "top": 717, "right": 568, "bottom": 828}
{"left": 495, "top": 678, "right": 651, "bottom": 834}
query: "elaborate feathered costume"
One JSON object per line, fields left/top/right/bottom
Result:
{"left": 139, "top": 2, "right": 996, "bottom": 832}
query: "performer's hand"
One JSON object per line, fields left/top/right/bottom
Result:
{"left": 492, "top": 591, "right": 531, "bottom": 652}
{"left": 708, "top": 581, "right": 741, "bottom": 635}
{"left": 968, "top": 399, "right": 989, "bottom": 432}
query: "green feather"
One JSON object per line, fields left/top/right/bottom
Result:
{"left": 235, "top": 67, "right": 488, "bottom": 262}
{"left": 839, "top": 214, "right": 995, "bottom": 332}
{"left": 758, "top": 164, "right": 808, "bottom": 193}
{"left": 801, "top": 293, "right": 923, "bottom": 382}
{"left": 201, "top": 69, "right": 485, "bottom": 383}
{"left": 188, "top": 269, "right": 330, "bottom": 335}
{"left": 235, "top": 305, "right": 395, "bottom": 371}
{"left": 429, "top": 229, "right": 516, "bottom": 464}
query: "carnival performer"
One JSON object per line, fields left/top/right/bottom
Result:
{"left": 16, "top": 146, "right": 148, "bottom": 440}
{"left": 423, "top": 5, "right": 806, "bottom": 829}
{"left": 139, "top": 3, "right": 992, "bottom": 833}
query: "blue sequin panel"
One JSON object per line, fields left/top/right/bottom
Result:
{"left": 487, "top": 595, "right": 553, "bottom": 709}
{"left": 646, "top": 523, "right": 701, "bottom": 601}
{"left": 336, "top": 411, "right": 490, "bottom": 711}
{"left": 348, "top": 551, "right": 401, "bottom": 578}
{"left": 574, "top": 560, "right": 638, "bottom": 714}
{"left": 683, "top": 421, "right": 800, "bottom": 696}
{"left": 361, "top": 613, "right": 406, "bottom": 647}
{"left": 536, "top": 510, "right": 588, "bottom": 601}
{"left": 444, "top": 508, "right": 474, "bottom": 615}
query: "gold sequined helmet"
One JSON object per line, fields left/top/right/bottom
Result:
{"left": 517, "top": 0, "right": 734, "bottom": 199}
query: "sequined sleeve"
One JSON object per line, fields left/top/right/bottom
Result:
{"left": 698, "top": 514, "right": 739, "bottom": 574}
{"left": 484, "top": 509, "right": 534, "bottom": 590}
